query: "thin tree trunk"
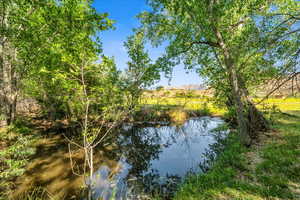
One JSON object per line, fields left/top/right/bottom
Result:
{"left": 88, "top": 147, "right": 93, "bottom": 200}
{"left": 0, "top": 3, "right": 18, "bottom": 125}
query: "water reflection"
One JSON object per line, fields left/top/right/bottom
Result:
{"left": 89, "top": 117, "right": 228, "bottom": 200}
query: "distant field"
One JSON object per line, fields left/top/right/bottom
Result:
{"left": 142, "top": 97, "right": 226, "bottom": 115}
{"left": 255, "top": 97, "right": 300, "bottom": 111}
{"left": 141, "top": 96, "right": 300, "bottom": 114}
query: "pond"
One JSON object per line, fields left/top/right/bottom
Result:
{"left": 11, "top": 116, "right": 228, "bottom": 199}
{"left": 87, "top": 116, "right": 228, "bottom": 200}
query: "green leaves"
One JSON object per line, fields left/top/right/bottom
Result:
{"left": 123, "top": 32, "right": 160, "bottom": 108}
{"left": 3, "top": 0, "right": 120, "bottom": 121}
{"left": 138, "top": 0, "right": 299, "bottom": 103}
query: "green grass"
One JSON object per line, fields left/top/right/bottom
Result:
{"left": 0, "top": 119, "right": 39, "bottom": 199}
{"left": 174, "top": 111, "right": 300, "bottom": 200}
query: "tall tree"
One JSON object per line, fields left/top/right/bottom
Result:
{"left": 138, "top": 0, "right": 299, "bottom": 145}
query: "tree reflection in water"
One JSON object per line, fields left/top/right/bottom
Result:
{"left": 88, "top": 117, "right": 228, "bottom": 200}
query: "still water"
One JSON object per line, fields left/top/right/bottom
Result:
{"left": 87, "top": 116, "right": 228, "bottom": 200}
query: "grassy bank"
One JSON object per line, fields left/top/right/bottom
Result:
{"left": 175, "top": 111, "right": 300, "bottom": 200}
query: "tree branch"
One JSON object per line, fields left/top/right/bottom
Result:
{"left": 190, "top": 40, "right": 220, "bottom": 48}
{"left": 257, "top": 72, "right": 300, "bottom": 104}
{"left": 176, "top": 40, "right": 220, "bottom": 56}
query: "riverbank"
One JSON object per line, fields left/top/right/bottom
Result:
{"left": 1, "top": 98, "right": 299, "bottom": 200}
{"left": 175, "top": 111, "right": 300, "bottom": 200}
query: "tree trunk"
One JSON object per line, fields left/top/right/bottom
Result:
{"left": 1, "top": 48, "right": 18, "bottom": 125}
{"left": 245, "top": 99, "right": 269, "bottom": 138}
{"left": 0, "top": 5, "right": 18, "bottom": 126}
{"left": 225, "top": 87, "right": 269, "bottom": 140}
{"left": 214, "top": 30, "right": 251, "bottom": 145}
{"left": 228, "top": 61, "right": 251, "bottom": 146}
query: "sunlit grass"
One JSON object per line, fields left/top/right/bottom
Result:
{"left": 141, "top": 97, "right": 226, "bottom": 116}
{"left": 174, "top": 111, "right": 300, "bottom": 200}
{"left": 142, "top": 97, "right": 300, "bottom": 115}
{"left": 254, "top": 97, "right": 300, "bottom": 111}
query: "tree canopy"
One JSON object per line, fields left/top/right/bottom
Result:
{"left": 137, "top": 0, "right": 300, "bottom": 144}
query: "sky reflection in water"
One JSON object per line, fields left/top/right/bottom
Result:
{"left": 89, "top": 116, "right": 228, "bottom": 200}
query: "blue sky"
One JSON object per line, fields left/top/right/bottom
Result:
{"left": 92, "top": 0, "right": 202, "bottom": 87}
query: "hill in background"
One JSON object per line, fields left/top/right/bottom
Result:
{"left": 147, "top": 74, "right": 300, "bottom": 98}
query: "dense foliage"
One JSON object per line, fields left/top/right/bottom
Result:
{"left": 1, "top": 1, "right": 157, "bottom": 198}
{"left": 0, "top": 0, "right": 154, "bottom": 125}
{"left": 137, "top": 0, "right": 300, "bottom": 145}
{"left": 0, "top": 0, "right": 299, "bottom": 199}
